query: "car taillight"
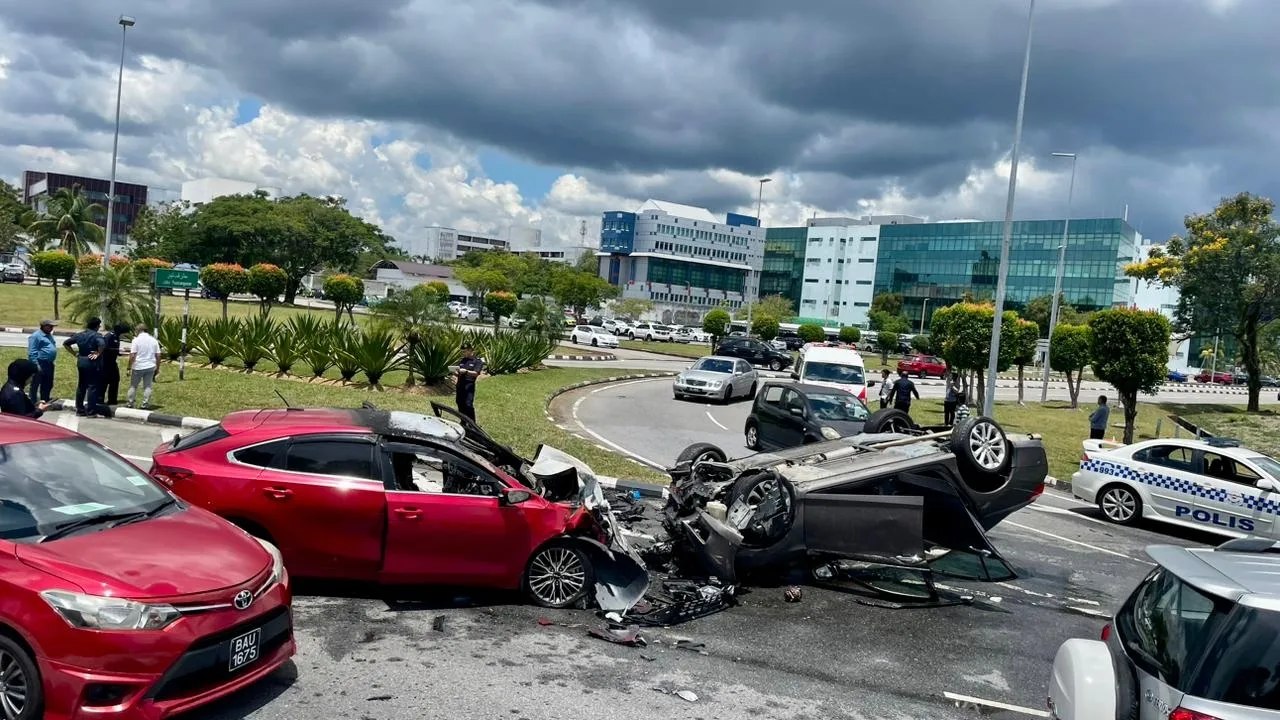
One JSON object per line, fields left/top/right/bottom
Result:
{"left": 1100, "top": 623, "right": 1112, "bottom": 641}
{"left": 858, "top": 388, "right": 866, "bottom": 402}
{"left": 1029, "top": 482, "right": 1045, "bottom": 501}
{"left": 151, "top": 466, "right": 193, "bottom": 487}
{"left": 1169, "top": 709, "right": 1223, "bottom": 720}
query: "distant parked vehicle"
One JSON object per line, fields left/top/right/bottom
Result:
{"left": 1196, "top": 369, "right": 1233, "bottom": 385}
{"left": 1166, "top": 369, "right": 1188, "bottom": 383}
{"left": 630, "top": 323, "right": 673, "bottom": 342}
{"left": 570, "top": 325, "right": 620, "bottom": 348}
{"left": 897, "top": 355, "right": 948, "bottom": 378}
{"left": 1, "top": 262, "right": 24, "bottom": 283}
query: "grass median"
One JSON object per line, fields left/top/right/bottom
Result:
{"left": 618, "top": 339, "right": 710, "bottom": 359}
{"left": 1171, "top": 404, "right": 1280, "bottom": 459}
{"left": 0, "top": 347, "right": 665, "bottom": 482}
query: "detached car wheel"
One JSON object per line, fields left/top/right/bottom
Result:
{"left": 950, "top": 416, "right": 1012, "bottom": 478}
{"left": 677, "top": 442, "right": 727, "bottom": 466}
{"left": 863, "top": 408, "right": 915, "bottom": 434}
{"left": 0, "top": 635, "right": 41, "bottom": 720}
{"left": 524, "top": 542, "right": 594, "bottom": 609}
{"left": 1099, "top": 484, "right": 1143, "bottom": 526}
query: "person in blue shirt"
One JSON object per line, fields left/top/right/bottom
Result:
{"left": 63, "top": 317, "right": 110, "bottom": 418}
{"left": 26, "top": 319, "right": 58, "bottom": 405}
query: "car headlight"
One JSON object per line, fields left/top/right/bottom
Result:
{"left": 40, "top": 590, "right": 181, "bottom": 631}
{"left": 256, "top": 537, "right": 286, "bottom": 586}
{"left": 821, "top": 426, "right": 842, "bottom": 440}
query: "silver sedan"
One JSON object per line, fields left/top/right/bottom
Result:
{"left": 673, "top": 356, "right": 759, "bottom": 403}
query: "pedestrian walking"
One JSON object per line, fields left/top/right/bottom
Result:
{"left": 1089, "top": 395, "right": 1110, "bottom": 440}
{"left": 877, "top": 369, "right": 893, "bottom": 409}
{"left": 943, "top": 371, "right": 964, "bottom": 426}
{"left": 102, "top": 322, "right": 129, "bottom": 406}
{"left": 1, "top": 359, "right": 48, "bottom": 418}
{"left": 890, "top": 369, "right": 920, "bottom": 415}
{"left": 63, "top": 317, "right": 110, "bottom": 418}
{"left": 126, "top": 323, "right": 161, "bottom": 410}
{"left": 26, "top": 319, "right": 58, "bottom": 405}
{"left": 455, "top": 343, "right": 485, "bottom": 421}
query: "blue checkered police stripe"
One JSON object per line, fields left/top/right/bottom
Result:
{"left": 1080, "top": 458, "right": 1280, "bottom": 516}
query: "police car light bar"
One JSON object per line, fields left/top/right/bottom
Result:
{"left": 1204, "top": 437, "right": 1242, "bottom": 448}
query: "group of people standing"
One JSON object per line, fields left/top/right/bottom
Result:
{"left": 0, "top": 318, "right": 161, "bottom": 419}
{"left": 877, "top": 368, "right": 968, "bottom": 426}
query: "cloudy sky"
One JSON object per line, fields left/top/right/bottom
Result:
{"left": 0, "top": 0, "right": 1275, "bottom": 249}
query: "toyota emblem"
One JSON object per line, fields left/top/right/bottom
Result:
{"left": 233, "top": 590, "right": 253, "bottom": 611}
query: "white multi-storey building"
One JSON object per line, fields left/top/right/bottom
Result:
{"left": 596, "top": 199, "right": 765, "bottom": 325}
{"left": 403, "top": 227, "right": 512, "bottom": 262}
{"left": 180, "top": 177, "right": 279, "bottom": 205}
{"left": 798, "top": 215, "right": 924, "bottom": 328}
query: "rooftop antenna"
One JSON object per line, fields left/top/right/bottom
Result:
{"left": 1123, "top": 204, "right": 1129, "bottom": 222}
{"left": 274, "top": 389, "right": 298, "bottom": 410}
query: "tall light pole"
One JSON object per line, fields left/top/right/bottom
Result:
{"left": 102, "top": 14, "right": 135, "bottom": 320}
{"left": 1039, "top": 152, "right": 1076, "bottom": 402}
{"left": 919, "top": 297, "right": 930, "bottom": 334}
{"left": 983, "top": 0, "right": 1037, "bottom": 417}
{"left": 746, "top": 177, "right": 771, "bottom": 331}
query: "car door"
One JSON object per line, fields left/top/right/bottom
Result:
{"left": 262, "top": 435, "right": 388, "bottom": 579}
{"left": 380, "top": 442, "right": 564, "bottom": 588}
{"left": 753, "top": 385, "right": 787, "bottom": 450}
{"left": 1128, "top": 444, "right": 1201, "bottom": 522}
{"left": 1194, "top": 451, "right": 1274, "bottom": 537}
{"left": 733, "top": 360, "right": 753, "bottom": 396}
{"left": 773, "top": 388, "right": 809, "bottom": 448}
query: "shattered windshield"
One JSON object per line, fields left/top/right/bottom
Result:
{"left": 808, "top": 393, "right": 870, "bottom": 422}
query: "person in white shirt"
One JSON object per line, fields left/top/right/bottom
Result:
{"left": 126, "top": 323, "right": 162, "bottom": 410}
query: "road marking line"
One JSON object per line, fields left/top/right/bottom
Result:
{"left": 943, "top": 692, "right": 1050, "bottom": 718}
{"left": 705, "top": 411, "right": 728, "bottom": 431}
{"left": 1026, "top": 503, "right": 1114, "bottom": 529}
{"left": 1036, "top": 491, "right": 1093, "bottom": 508}
{"left": 570, "top": 396, "right": 666, "bottom": 471}
{"left": 1005, "top": 521, "right": 1141, "bottom": 562}
{"left": 590, "top": 378, "right": 665, "bottom": 394}
{"left": 55, "top": 413, "right": 79, "bottom": 431}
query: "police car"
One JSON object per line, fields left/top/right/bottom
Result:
{"left": 1072, "top": 436, "right": 1280, "bottom": 537}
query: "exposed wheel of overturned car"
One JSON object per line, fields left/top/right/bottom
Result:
{"left": 725, "top": 470, "right": 797, "bottom": 548}
{"left": 676, "top": 442, "right": 728, "bottom": 466}
{"left": 863, "top": 408, "right": 916, "bottom": 434}
{"left": 524, "top": 541, "right": 596, "bottom": 609}
{"left": 949, "top": 415, "right": 1012, "bottom": 491}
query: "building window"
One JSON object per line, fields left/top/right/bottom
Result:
{"left": 858, "top": 258, "right": 874, "bottom": 263}
{"left": 854, "top": 302, "right": 870, "bottom": 307}
{"left": 855, "top": 280, "right": 872, "bottom": 285}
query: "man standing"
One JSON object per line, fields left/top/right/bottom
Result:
{"left": 877, "top": 369, "right": 893, "bottom": 409}
{"left": 63, "top": 317, "right": 110, "bottom": 418}
{"left": 26, "top": 319, "right": 58, "bottom": 406}
{"left": 455, "top": 343, "right": 485, "bottom": 421}
{"left": 126, "top": 323, "right": 161, "bottom": 410}
{"left": 1089, "top": 395, "right": 1110, "bottom": 440}
{"left": 890, "top": 369, "right": 920, "bottom": 415}
{"left": 102, "top": 322, "right": 129, "bottom": 406}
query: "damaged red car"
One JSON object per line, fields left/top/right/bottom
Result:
{"left": 149, "top": 403, "right": 646, "bottom": 611}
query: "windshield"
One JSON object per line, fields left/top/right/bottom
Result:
{"left": 592, "top": 327, "right": 610, "bottom": 334}
{"left": 808, "top": 393, "right": 870, "bottom": 422}
{"left": 803, "top": 361, "right": 866, "bottom": 386}
{"left": 1247, "top": 455, "right": 1280, "bottom": 480}
{"left": 693, "top": 359, "right": 734, "bottom": 374}
{"left": 1191, "top": 605, "right": 1280, "bottom": 709}
{"left": 0, "top": 439, "right": 173, "bottom": 543}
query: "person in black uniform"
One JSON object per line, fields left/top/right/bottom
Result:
{"left": 890, "top": 369, "right": 920, "bottom": 415}
{"left": 1, "top": 360, "right": 48, "bottom": 418}
{"left": 63, "top": 317, "right": 110, "bottom": 418}
{"left": 455, "top": 344, "right": 485, "bottom": 421}
{"left": 101, "top": 322, "right": 129, "bottom": 406}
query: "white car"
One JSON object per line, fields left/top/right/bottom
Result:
{"left": 1072, "top": 437, "right": 1280, "bottom": 537}
{"left": 570, "top": 325, "right": 619, "bottom": 348}
{"left": 676, "top": 327, "right": 711, "bottom": 344}
{"left": 630, "top": 323, "right": 673, "bottom": 342}
{"left": 456, "top": 306, "right": 480, "bottom": 321}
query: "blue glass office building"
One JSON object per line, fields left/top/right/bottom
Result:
{"left": 875, "top": 218, "right": 1138, "bottom": 326}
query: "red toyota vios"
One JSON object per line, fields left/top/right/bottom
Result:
{"left": 0, "top": 415, "right": 295, "bottom": 720}
{"left": 149, "top": 404, "right": 645, "bottom": 610}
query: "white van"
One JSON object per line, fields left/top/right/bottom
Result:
{"left": 791, "top": 346, "right": 869, "bottom": 403}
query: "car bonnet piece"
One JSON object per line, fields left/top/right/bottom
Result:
{"left": 531, "top": 446, "right": 650, "bottom": 613}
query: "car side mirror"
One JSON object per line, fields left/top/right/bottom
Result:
{"left": 789, "top": 370, "right": 799, "bottom": 380}
{"left": 1259, "top": 478, "right": 1277, "bottom": 492}
{"left": 867, "top": 380, "right": 877, "bottom": 387}
{"left": 501, "top": 488, "right": 533, "bottom": 506}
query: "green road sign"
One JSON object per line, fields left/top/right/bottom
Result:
{"left": 154, "top": 268, "right": 200, "bottom": 290}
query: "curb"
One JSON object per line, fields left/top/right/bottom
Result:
{"left": 47, "top": 400, "right": 217, "bottom": 430}
{"left": 620, "top": 344, "right": 713, "bottom": 360}
{"left": 548, "top": 353, "right": 618, "bottom": 362}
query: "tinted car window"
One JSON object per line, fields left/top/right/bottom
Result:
{"left": 1191, "top": 605, "right": 1280, "bottom": 709}
{"left": 808, "top": 393, "right": 870, "bottom": 422}
{"left": 286, "top": 440, "right": 377, "bottom": 480}
{"left": 694, "top": 358, "right": 734, "bottom": 374}
{"left": 171, "top": 424, "right": 230, "bottom": 451}
{"left": 1134, "top": 445, "right": 1194, "bottom": 472}
{"left": 1116, "top": 567, "right": 1233, "bottom": 689}
{"left": 233, "top": 440, "right": 288, "bottom": 469}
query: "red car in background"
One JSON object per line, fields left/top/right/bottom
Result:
{"left": 0, "top": 415, "right": 294, "bottom": 720}
{"left": 897, "top": 354, "right": 948, "bottom": 378}
{"left": 1195, "top": 369, "right": 1233, "bottom": 384}
{"left": 149, "top": 404, "right": 646, "bottom": 610}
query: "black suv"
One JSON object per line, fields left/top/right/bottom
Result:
{"left": 714, "top": 337, "right": 793, "bottom": 371}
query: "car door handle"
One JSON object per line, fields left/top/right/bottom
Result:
{"left": 394, "top": 507, "right": 422, "bottom": 520}
{"left": 262, "top": 487, "right": 292, "bottom": 500}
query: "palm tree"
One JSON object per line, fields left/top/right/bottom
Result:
{"left": 24, "top": 185, "right": 106, "bottom": 258}
{"left": 372, "top": 286, "right": 453, "bottom": 386}
{"left": 65, "top": 264, "right": 150, "bottom": 328}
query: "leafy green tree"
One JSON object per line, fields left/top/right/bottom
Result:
{"left": 1126, "top": 192, "right": 1280, "bottom": 411}
{"left": 323, "top": 274, "right": 365, "bottom": 322}
{"left": 839, "top": 326, "right": 861, "bottom": 344}
{"left": 247, "top": 263, "right": 288, "bottom": 314}
{"left": 131, "top": 257, "right": 173, "bottom": 284}
{"left": 1022, "top": 294, "right": 1087, "bottom": 338}
{"left": 0, "top": 180, "right": 26, "bottom": 257}
{"left": 200, "top": 263, "right": 249, "bottom": 319}
{"left": 485, "top": 290, "right": 518, "bottom": 328}
{"left": 871, "top": 292, "right": 904, "bottom": 317}
{"left": 874, "top": 313, "right": 911, "bottom": 363}
{"left": 929, "top": 302, "right": 1019, "bottom": 411}
{"left": 128, "top": 201, "right": 195, "bottom": 260}
{"left": 66, "top": 265, "right": 149, "bottom": 328}
{"left": 575, "top": 249, "right": 599, "bottom": 274}
{"left": 23, "top": 185, "right": 105, "bottom": 257}
{"left": 736, "top": 294, "right": 794, "bottom": 322}
{"left": 1007, "top": 318, "right": 1040, "bottom": 404}
{"left": 77, "top": 252, "right": 130, "bottom": 281}
{"left": 551, "top": 270, "right": 618, "bottom": 321}
{"left": 31, "top": 250, "right": 76, "bottom": 320}
{"left": 456, "top": 267, "right": 510, "bottom": 319}
{"left": 612, "top": 297, "right": 654, "bottom": 321}
{"left": 753, "top": 315, "right": 780, "bottom": 341}
{"left": 1088, "top": 309, "right": 1172, "bottom": 443}
{"left": 426, "top": 280, "right": 451, "bottom": 300}
{"left": 797, "top": 323, "right": 825, "bottom": 343}
{"left": 910, "top": 334, "right": 933, "bottom": 354}
{"left": 372, "top": 285, "right": 452, "bottom": 386}
{"left": 703, "top": 308, "right": 732, "bottom": 343}
{"left": 515, "top": 296, "right": 566, "bottom": 340}
{"left": 1050, "top": 323, "right": 1092, "bottom": 408}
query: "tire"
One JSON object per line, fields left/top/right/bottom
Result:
{"left": 673, "top": 391, "right": 684, "bottom": 401}
{"left": 768, "top": 359, "right": 783, "bottom": 372}
{"left": 0, "top": 634, "right": 42, "bottom": 720}
{"left": 719, "top": 386, "right": 732, "bottom": 404}
{"left": 747, "top": 382, "right": 757, "bottom": 398}
{"left": 524, "top": 542, "right": 594, "bottom": 609}
{"left": 676, "top": 442, "right": 728, "bottom": 466}
{"left": 745, "top": 422, "right": 760, "bottom": 451}
{"left": 950, "top": 416, "right": 1012, "bottom": 479}
{"left": 1098, "top": 484, "right": 1143, "bottom": 526}
{"left": 725, "top": 470, "right": 797, "bottom": 549}
{"left": 591, "top": 339, "right": 598, "bottom": 347}
{"left": 863, "top": 408, "right": 915, "bottom": 434}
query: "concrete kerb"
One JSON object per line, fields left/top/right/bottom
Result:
{"left": 547, "top": 352, "right": 617, "bottom": 362}
{"left": 46, "top": 400, "right": 217, "bottom": 430}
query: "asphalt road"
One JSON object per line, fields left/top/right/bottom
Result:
{"left": 44, "top": 412, "right": 1230, "bottom": 720}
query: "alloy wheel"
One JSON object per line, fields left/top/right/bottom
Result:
{"left": 1101, "top": 487, "right": 1138, "bottom": 523}
{"left": 967, "top": 421, "right": 1008, "bottom": 470}
{"left": 527, "top": 547, "right": 587, "bottom": 607}
{"left": 746, "top": 425, "right": 759, "bottom": 449}
{"left": 0, "top": 650, "right": 28, "bottom": 720}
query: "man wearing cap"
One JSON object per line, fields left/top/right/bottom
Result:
{"left": 26, "top": 319, "right": 58, "bottom": 406}
{"left": 455, "top": 343, "right": 485, "bottom": 421}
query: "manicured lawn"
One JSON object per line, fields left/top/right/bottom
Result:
{"left": 0, "top": 348, "right": 664, "bottom": 481}
{"left": 1170, "top": 404, "right": 1280, "bottom": 459}
{"left": 619, "top": 340, "right": 711, "bottom": 359}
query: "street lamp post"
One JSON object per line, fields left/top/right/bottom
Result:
{"left": 983, "top": 0, "right": 1037, "bottom": 417}
{"left": 919, "top": 297, "right": 930, "bottom": 334}
{"left": 102, "top": 15, "right": 135, "bottom": 320}
{"left": 746, "top": 177, "right": 771, "bottom": 331}
{"left": 1039, "top": 151, "right": 1077, "bottom": 403}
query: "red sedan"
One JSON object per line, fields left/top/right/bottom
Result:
{"left": 1195, "top": 369, "right": 1234, "bottom": 385}
{"left": 149, "top": 404, "right": 645, "bottom": 610}
{"left": 897, "top": 354, "right": 948, "bottom": 378}
{"left": 0, "top": 415, "right": 294, "bottom": 720}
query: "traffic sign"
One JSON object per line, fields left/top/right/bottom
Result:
{"left": 154, "top": 268, "right": 200, "bottom": 290}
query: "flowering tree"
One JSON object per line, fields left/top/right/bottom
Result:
{"left": 199, "top": 263, "right": 249, "bottom": 319}
{"left": 247, "top": 263, "right": 289, "bottom": 314}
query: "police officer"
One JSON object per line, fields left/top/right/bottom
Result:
{"left": 63, "top": 317, "right": 110, "bottom": 418}
{"left": 455, "top": 343, "right": 485, "bottom": 421}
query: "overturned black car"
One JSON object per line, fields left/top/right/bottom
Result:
{"left": 660, "top": 412, "right": 1048, "bottom": 602}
